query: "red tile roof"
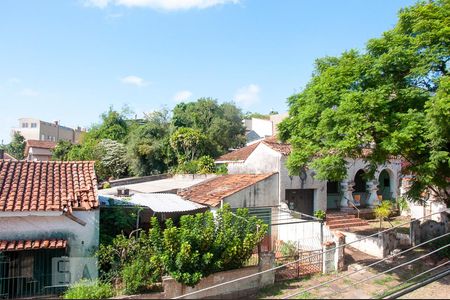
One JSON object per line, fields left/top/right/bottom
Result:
{"left": 216, "top": 142, "right": 261, "bottom": 162}
{"left": 25, "top": 140, "right": 57, "bottom": 156}
{"left": 0, "top": 160, "right": 98, "bottom": 212}
{"left": 178, "top": 173, "right": 275, "bottom": 207}
{"left": 215, "top": 136, "right": 292, "bottom": 163}
{"left": 0, "top": 239, "right": 67, "bottom": 251}
{"left": 262, "top": 136, "right": 292, "bottom": 156}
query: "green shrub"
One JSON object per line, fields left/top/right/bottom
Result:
{"left": 374, "top": 200, "right": 393, "bottom": 229}
{"left": 197, "top": 155, "right": 216, "bottom": 174}
{"left": 63, "top": 279, "right": 114, "bottom": 299}
{"left": 121, "top": 257, "right": 163, "bottom": 294}
{"left": 280, "top": 241, "right": 297, "bottom": 257}
{"left": 215, "top": 164, "right": 228, "bottom": 175}
{"left": 314, "top": 210, "right": 326, "bottom": 220}
{"left": 102, "top": 182, "right": 111, "bottom": 189}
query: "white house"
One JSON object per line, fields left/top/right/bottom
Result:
{"left": 216, "top": 136, "right": 402, "bottom": 215}
{"left": 0, "top": 160, "right": 99, "bottom": 298}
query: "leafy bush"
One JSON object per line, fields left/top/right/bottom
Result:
{"left": 98, "top": 205, "right": 267, "bottom": 289}
{"left": 197, "top": 155, "right": 216, "bottom": 174}
{"left": 279, "top": 241, "right": 297, "bottom": 257}
{"left": 396, "top": 197, "right": 409, "bottom": 212}
{"left": 102, "top": 182, "right": 111, "bottom": 189}
{"left": 314, "top": 210, "right": 326, "bottom": 220}
{"left": 215, "top": 164, "right": 228, "bottom": 175}
{"left": 63, "top": 279, "right": 114, "bottom": 299}
{"left": 160, "top": 205, "right": 267, "bottom": 286}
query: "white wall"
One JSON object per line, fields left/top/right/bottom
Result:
{"left": 227, "top": 143, "right": 280, "bottom": 175}
{"left": 244, "top": 118, "right": 273, "bottom": 138}
{"left": 0, "top": 210, "right": 99, "bottom": 257}
{"left": 224, "top": 174, "right": 279, "bottom": 208}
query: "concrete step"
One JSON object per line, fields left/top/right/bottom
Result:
{"left": 327, "top": 221, "right": 369, "bottom": 230}
{"left": 326, "top": 218, "right": 360, "bottom": 225}
{"left": 326, "top": 214, "right": 356, "bottom": 221}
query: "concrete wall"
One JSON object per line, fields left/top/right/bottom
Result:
{"left": 163, "top": 252, "right": 275, "bottom": 299}
{"left": 0, "top": 210, "right": 99, "bottom": 257}
{"left": 244, "top": 118, "right": 273, "bottom": 138}
{"left": 224, "top": 173, "right": 279, "bottom": 208}
{"left": 279, "top": 156, "right": 327, "bottom": 212}
{"left": 277, "top": 219, "right": 333, "bottom": 251}
{"left": 342, "top": 230, "right": 398, "bottom": 258}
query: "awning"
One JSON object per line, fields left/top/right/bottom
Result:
{"left": 0, "top": 239, "right": 67, "bottom": 252}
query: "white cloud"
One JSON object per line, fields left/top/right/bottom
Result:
{"left": 18, "top": 88, "right": 39, "bottom": 97}
{"left": 173, "top": 90, "right": 193, "bottom": 102}
{"left": 121, "top": 75, "right": 149, "bottom": 87}
{"left": 85, "top": 0, "right": 239, "bottom": 10}
{"left": 233, "top": 84, "right": 260, "bottom": 108}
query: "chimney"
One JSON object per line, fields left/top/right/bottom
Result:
{"left": 0, "top": 149, "right": 4, "bottom": 159}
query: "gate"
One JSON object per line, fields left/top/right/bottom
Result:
{"left": 274, "top": 247, "right": 323, "bottom": 282}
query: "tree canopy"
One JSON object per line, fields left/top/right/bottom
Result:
{"left": 5, "top": 132, "right": 26, "bottom": 160}
{"left": 279, "top": 0, "right": 450, "bottom": 204}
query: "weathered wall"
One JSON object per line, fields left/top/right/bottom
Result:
{"left": 0, "top": 210, "right": 99, "bottom": 257}
{"left": 163, "top": 252, "right": 275, "bottom": 299}
{"left": 342, "top": 230, "right": 398, "bottom": 258}
{"left": 227, "top": 143, "right": 280, "bottom": 175}
{"left": 224, "top": 173, "right": 279, "bottom": 208}
{"left": 279, "top": 156, "right": 327, "bottom": 212}
{"left": 277, "top": 219, "right": 333, "bottom": 251}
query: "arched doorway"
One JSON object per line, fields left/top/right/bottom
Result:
{"left": 353, "top": 170, "right": 367, "bottom": 205}
{"left": 378, "top": 169, "right": 392, "bottom": 201}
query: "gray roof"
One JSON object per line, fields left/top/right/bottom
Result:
{"left": 99, "top": 175, "right": 217, "bottom": 195}
{"left": 99, "top": 193, "right": 206, "bottom": 213}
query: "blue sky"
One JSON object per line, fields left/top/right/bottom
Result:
{"left": 0, "top": 0, "right": 417, "bottom": 143}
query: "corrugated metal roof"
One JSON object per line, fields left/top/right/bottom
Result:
{"left": 99, "top": 193, "right": 205, "bottom": 213}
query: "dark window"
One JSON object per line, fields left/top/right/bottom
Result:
{"left": 354, "top": 170, "right": 366, "bottom": 193}
{"left": 327, "top": 181, "right": 339, "bottom": 194}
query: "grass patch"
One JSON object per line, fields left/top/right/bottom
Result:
{"left": 342, "top": 278, "right": 353, "bottom": 285}
{"left": 294, "top": 291, "right": 315, "bottom": 299}
{"left": 373, "top": 275, "right": 395, "bottom": 285}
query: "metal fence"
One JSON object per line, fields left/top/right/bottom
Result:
{"left": 0, "top": 250, "right": 67, "bottom": 299}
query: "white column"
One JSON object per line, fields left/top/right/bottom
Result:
{"left": 366, "top": 180, "right": 380, "bottom": 207}
{"left": 340, "top": 181, "right": 354, "bottom": 208}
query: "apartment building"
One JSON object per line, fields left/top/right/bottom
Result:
{"left": 11, "top": 118, "right": 85, "bottom": 143}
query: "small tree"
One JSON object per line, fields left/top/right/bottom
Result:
{"left": 6, "top": 132, "right": 26, "bottom": 160}
{"left": 374, "top": 201, "right": 392, "bottom": 230}
{"left": 52, "top": 140, "right": 74, "bottom": 161}
{"left": 94, "top": 139, "right": 129, "bottom": 180}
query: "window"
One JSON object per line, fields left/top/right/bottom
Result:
{"left": 21, "top": 123, "right": 28, "bottom": 128}
{"left": 31, "top": 123, "right": 37, "bottom": 128}
{"left": 327, "top": 181, "right": 340, "bottom": 194}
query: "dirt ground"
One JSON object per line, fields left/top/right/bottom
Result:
{"left": 257, "top": 246, "right": 449, "bottom": 299}
{"left": 399, "top": 274, "right": 450, "bottom": 299}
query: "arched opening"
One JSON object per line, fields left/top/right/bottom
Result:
{"left": 353, "top": 170, "right": 367, "bottom": 205}
{"left": 378, "top": 169, "right": 392, "bottom": 201}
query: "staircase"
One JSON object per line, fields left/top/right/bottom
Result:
{"left": 325, "top": 212, "right": 369, "bottom": 230}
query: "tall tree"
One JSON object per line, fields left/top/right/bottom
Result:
{"left": 279, "top": 0, "right": 450, "bottom": 204}
{"left": 127, "top": 109, "right": 175, "bottom": 176}
{"left": 172, "top": 98, "right": 246, "bottom": 156}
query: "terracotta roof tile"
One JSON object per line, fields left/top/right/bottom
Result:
{"left": 0, "top": 239, "right": 67, "bottom": 251}
{"left": 0, "top": 160, "right": 98, "bottom": 212}
{"left": 178, "top": 173, "right": 275, "bottom": 207}
{"left": 216, "top": 142, "right": 261, "bottom": 162}
{"left": 261, "top": 136, "right": 292, "bottom": 156}
{"left": 24, "top": 140, "right": 57, "bottom": 157}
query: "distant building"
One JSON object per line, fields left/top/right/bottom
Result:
{"left": 243, "top": 113, "right": 288, "bottom": 144}
{"left": 11, "top": 118, "right": 85, "bottom": 143}
{"left": 24, "top": 140, "right": 57, "bottom": 161}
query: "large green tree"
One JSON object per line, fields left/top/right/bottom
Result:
{"left": 127, "top": 109, "right": 175, "bottom": 176}
{"left": 279, "top": 0, "right": 450, "bottom": 204}
{"left": 172, "top": 98, "right": 246, "bottom": 156}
